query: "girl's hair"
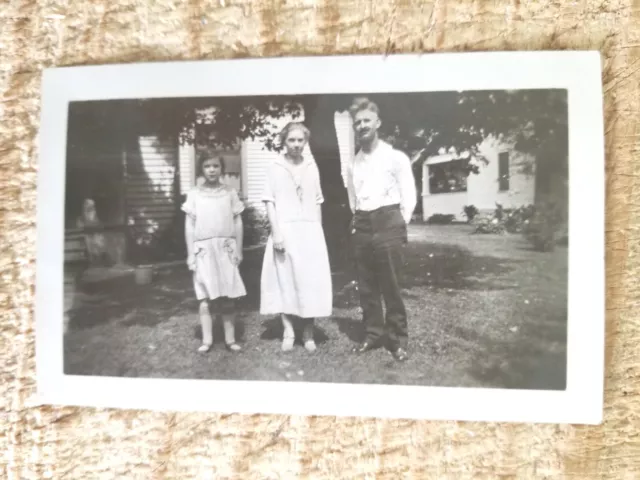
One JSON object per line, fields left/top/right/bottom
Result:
{"left": 197, "top": 153, "right": 226, "bottom": 176}
{"left": 278, "top": 121, "right": 311, "bottom": 145}
{"left": 348, "top": 97, "right": 380, "bottom": 119}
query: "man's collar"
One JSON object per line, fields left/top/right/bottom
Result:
{"left": 356, "top": 139, "right": 391, "bottom": 158}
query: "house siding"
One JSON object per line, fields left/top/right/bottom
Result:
{"left": 422, "top": 136, "right": 536, "bottom": 221}
{"left": 334, "top": 111, "right": 355, "bottom": 188}
{"left": 242, "top": 137, "right": 273, "bottom": 209}
{"left": 125, "top": 136, "right": 178, "bottom": 233}
{"left": 178, "top": 140, "right": 195, "bottom": 195}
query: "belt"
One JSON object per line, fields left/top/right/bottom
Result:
{"left": 354, "top": 204, "right": 401, "bottom": 217}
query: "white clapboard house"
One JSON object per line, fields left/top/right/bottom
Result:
{"left": 420, "top": 136, "right": 537, "bottom": 222}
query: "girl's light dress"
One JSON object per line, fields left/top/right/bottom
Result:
{"left": 260, "top": 155, "right": 333, "bottom": 318}
{"left": 182, "top": 185, "right": 247, "bottom": 301}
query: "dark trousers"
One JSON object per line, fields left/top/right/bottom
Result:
{"left": 351, "top": 204, "right": 408, "bottom": 350}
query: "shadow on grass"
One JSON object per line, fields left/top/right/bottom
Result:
{"left": 67, "top": 240, "right": 523, "bottom": 334}
{"left": 259, "top": 316, "right": 331, "bottom": 346}
{"left": 332, "top": 316, "right": 364, "bottom": 343}
{"left": 466, "top": 309, "right": 568, "bottom": 390}
{"left": 402, "top": 242, "right": 521, "bottom": 292}
{"left": 71, "top": 270, "right": 194, "bottom": 330}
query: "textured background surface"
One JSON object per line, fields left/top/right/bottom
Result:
{"left": 1, "top": 0, "right": 636, "bottom": 478}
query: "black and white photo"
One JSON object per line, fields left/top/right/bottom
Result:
{"left": 36, "top": 52, "right": 605, "bottom": 424}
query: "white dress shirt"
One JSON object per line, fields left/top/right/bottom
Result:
{"left": 346, "top": 140, "right": 417, "bottom": 224}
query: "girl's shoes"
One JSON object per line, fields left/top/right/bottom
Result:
{"left": 304, "top": 339, "right": 317, "bottom": 352}
{"left": 197, "top": 343, "right": 212, "bottom": 353}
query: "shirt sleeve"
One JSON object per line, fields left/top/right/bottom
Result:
{"left": 313, "top": 163, "right": 325, "bottom": 205}
{"left": 230, "top": 188, "right": 246, "bottom": 216}
{"left": 395, "top": 151, "right": 417, "bottom": 224}
{"left": 261, "top": 165, "right": 275, "bottom": 204}
{"left": 181, "top": 190, "right": 196, "bottom": 220}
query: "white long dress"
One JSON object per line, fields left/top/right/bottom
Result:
{"left": 259, "top": 155, "right": 333, "bottom": 318}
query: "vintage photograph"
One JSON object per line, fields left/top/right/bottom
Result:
{"left": 62, "top": 89, "right": 569, "bottom": 389}
{"left": 36, "top": 52, "right": 605, "bottom": 423}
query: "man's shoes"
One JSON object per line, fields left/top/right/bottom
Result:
{"left": 390, "top": 347, "right": 409, "bottom": 362}
{"left": 352, "top": 341, "right": 382, "bottom": 353}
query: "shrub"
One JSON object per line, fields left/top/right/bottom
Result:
{"left": 462, "top": 205, "right": 479, "bottom": 223}
{"left": 242, "top": 206, "right": 270, "bottom": 247}
{"left": 426, "top": 213, "right": 456, "bottom": 225}
{"left": 502, "top": 204, "right": 535, "bottom": 234}
{"left": 523, "top": 200, "right": 565, "bottom": 252}
{"left": 472, "top": 203, "right": 535, "bottom": 235}
{"left": 472, "top": 216, "right": 506, "bottom": 234}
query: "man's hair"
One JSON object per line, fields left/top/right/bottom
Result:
{"left": 348, "top": 97, "right": 381, "bottom": 119}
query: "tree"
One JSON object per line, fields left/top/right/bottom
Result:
{"left": 141, "top": 88, "right": 568, "bottom": 266}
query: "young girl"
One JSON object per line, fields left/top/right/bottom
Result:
{"left": 183, "top": 154, "right": 246, "bottom": 353}
{"left": 260, "top": 122, "right": 333, "bottom": 352}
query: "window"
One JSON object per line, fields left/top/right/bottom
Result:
{"left": 498, "top": 152, "right": 510, "bottom": 191}
{"left": 428, "top": 159, "right": 469, "bottom": 194}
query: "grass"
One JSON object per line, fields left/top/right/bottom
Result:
{"left": 63, "top": 224, "right": 568, "bottom": 390}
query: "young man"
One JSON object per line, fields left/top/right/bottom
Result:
{"left": 346, "top": 97, "right": 417, "bottom": 362}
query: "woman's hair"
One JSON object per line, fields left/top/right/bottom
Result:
{"left": 348, "top": 97, "right": 381, "bottom": 119}
{"left": 278, "top": 121, "right": 311, "bottom": 146}
{"left": 197, "top": 153, "right": 226, "bottom": 176}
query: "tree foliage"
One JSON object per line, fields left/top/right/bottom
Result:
{"left": 140, "top": 88, "right": 567, "bottom": 176}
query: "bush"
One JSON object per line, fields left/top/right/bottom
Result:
{"left": 462, "top": 205, "right": 479, "bottom": 223}
{"left": 472, "top": 216, "right": 506, "bottom": 234}
{"left": 502, "top": 204, "right": 535, "bottom": 234}
{"left": 523, "top": 201, "right": 565, "bottom": 252}
{"left": 472, "top": 203, "right": 534, "bottom": 235}
{"left": 242, "top": 206, "right": 270, "bottom": 247}
{"left": 426, "top": 213, "right": 456, "bottom": 225}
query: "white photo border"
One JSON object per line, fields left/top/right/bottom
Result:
{"left": 35, "top": 51, "right": 605, "bottom": 424}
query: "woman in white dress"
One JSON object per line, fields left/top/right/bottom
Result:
{"left": 260, "top": 122, "right": 333, "bottom": 352}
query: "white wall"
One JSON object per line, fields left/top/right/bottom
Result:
{"left": 334, "top": 110, "right": 355, "bottom": 188}
{"left": 126, "top": 136, "right": 178, "bottom": 232}
{"left": 422, "top": 136, "right": 536, "bottom": 221}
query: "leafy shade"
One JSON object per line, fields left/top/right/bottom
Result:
{"left": 139, "top": 89, "right": 567, "bottom": 171}
{"left": 360, "top": 89, "right": 567, "bottom": 171}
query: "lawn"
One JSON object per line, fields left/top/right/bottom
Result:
{"left": 63, "top": 224, "right": 568, "bottom": 390}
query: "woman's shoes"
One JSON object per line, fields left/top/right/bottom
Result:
{"left": 281, "top": 335, "right": 295, "bottom": 352}
{"left": 304, "top": 339, "right": 317, "bottom": 352}
{"left": 282, "top": 336, "right": 317, "bottom": 352}
{"left": 198, "top": 342, "right": 242, "bottom": 352}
